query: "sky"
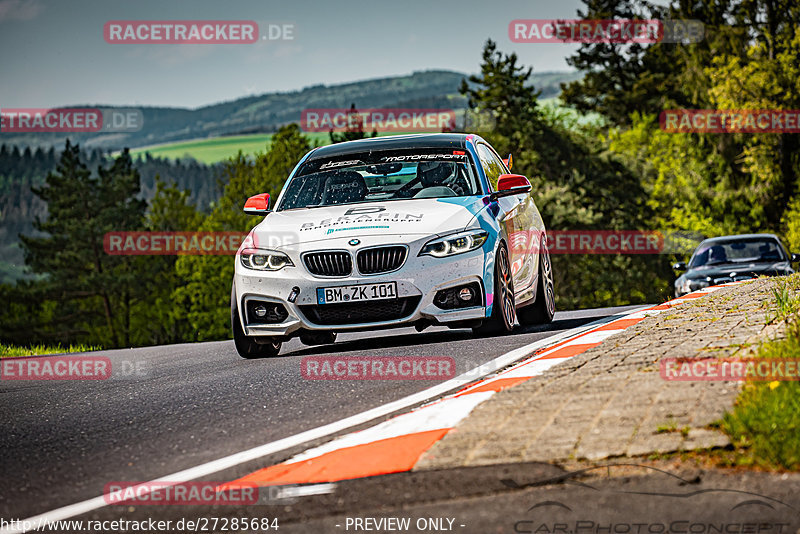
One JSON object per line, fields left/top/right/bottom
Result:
{"left": 0, "top": 0, "right": 601, "bottom": 109}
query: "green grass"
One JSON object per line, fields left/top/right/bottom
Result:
{"left": 656, "top": 420, "right": 678, "bottom": 434}
{"left": 720, "top": 274, "right": 800, "bottom": 470}
{"left": 128, "top": 131, "right": 412, "bottom": 164}
{"left": 767, "top": 275, "right": 800, "bottom": 323}
{"left": 655, "top": 420, "right": 690, "bottom": 438}
{"left": 129, "top": 133, "right": 321, "bottom": 164}
{"left": 0, "top": 343, "right": 100, "bottom": 358}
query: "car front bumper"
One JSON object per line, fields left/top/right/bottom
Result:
{"left": 233, "top": 234, "right": 492, "bottom": 337}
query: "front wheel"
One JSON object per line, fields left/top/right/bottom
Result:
{"left": 473, "top": 244, "right": 516, "bottom": 336}
{"left": 231, "top": 285, "right": 282, "bottom": 359}
{"left": 518, "top": 237, "right": 555, "bottom": 325}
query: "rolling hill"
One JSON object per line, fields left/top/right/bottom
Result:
{"left": 1, "top": 70, "right": 582, "bottom": 152}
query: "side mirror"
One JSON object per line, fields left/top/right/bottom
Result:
{"left": 491, "top": 174, "right": 531, "bottom": 200}
{"left": 672, "top": 261, "right": 687, "bottom": 271}
{"left": 243, "top": 193, "right": 271, "bottom": 215}
{"left": 792, "top": 253, "right": 799, "bottom": 263}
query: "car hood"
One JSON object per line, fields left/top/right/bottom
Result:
{"left": 249, "top": 197, "right": 488, "bottom": 249}
{"left": 682, "top": 261, "right": 792, "bottom": 281}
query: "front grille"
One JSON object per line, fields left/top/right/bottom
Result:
{"left": 712, "top": 274, "right": 758, "bottom": 284}
{"left": 357, "top": 246, "right": 407, "bottom": 275}
{"left": 298, "top": 296, "right": 421, "bottom": 325}
{"left": 303, "top": 251, "right": 352, "bottom": 277}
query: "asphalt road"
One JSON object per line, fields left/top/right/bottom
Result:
{"left": 0, "top": 306, "right": 641, "bottom": 523}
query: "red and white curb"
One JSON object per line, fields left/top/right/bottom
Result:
{"left": 221, "top": 284, "right": 737, "bottom": 489}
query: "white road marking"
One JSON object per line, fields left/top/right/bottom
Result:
{"left": 493, "top": 356, "right": 574, "bottom": 379}
{"left": 289, "top": 392, "right": 495, "bottom": 463}
{"left": 562, "top": 329, "right": 624, "bottom": 345}
{"left": 272, "top": 483, "right": 336, "bottom": 499}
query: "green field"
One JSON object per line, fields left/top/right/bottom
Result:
{"left": 128, "top": 131, "right": 425, "bottom": 164}
{"left": 129, "top": 133, "right": 332, "bottom": 164}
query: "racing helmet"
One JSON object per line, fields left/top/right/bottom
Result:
{"left": 417, "top": 161, "right": 455, "bottom": 187}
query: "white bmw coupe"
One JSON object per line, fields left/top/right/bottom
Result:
{"left": 231, "top": 133, "right": 555, "bottom": 358}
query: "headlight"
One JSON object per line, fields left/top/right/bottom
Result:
{"left": 678, "top": 277, "right": 709, "bottom": 294}
{"left": 419, "top": 229, "right": 489, "bottom": 258}
{"left": 239, "top": 248, "right": 293, "bottom": 271}
{"left": 676, "top": 278, "right": 692, "bottom": 294}
{"left": 692, "top": 278, "right": 711, "bottom": 291}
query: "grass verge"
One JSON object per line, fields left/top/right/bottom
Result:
{"left": 0, "top": 343, "right": 100, "bottom": 358}
{"left": 718, "top": 274, "right": 800, "bottom": 470}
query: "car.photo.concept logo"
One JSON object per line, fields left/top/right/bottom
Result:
{"left": 508, "top": 464, "right": 797, "bottom": 534}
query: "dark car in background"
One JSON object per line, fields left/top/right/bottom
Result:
{"left": 673, "top": 233, "right": 799, "bottom": 297}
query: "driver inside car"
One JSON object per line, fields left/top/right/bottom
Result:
{"left": 394, "top": 161, "right": 470, "bottom": 198}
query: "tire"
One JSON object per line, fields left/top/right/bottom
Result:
{"left": 299, "top": 331, "right": 337, "bottom": 346}
{"left": 518, "top": 237, "right": 555, "bottom": 325}
{"left": 473, "top": 243, "right": 516, "bottom": 335}
{"left": 231, "top": 284, "right": 282, "bottom": 359}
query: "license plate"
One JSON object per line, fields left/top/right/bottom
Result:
{"left": 316, "top": 282, "right": 398, "bottom": 304}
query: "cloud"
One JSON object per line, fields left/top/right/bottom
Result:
{"left": 0, "top": 0, "right": 42, "bottom": 22}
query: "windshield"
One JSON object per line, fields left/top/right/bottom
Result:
{"left": 689, "top": 238, "right": 787, "bottom": 267}
{"left": 277, "top": 149, "right": 481, "bottom": 211}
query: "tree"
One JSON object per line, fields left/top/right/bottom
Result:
{"left": 131, "top": 177, "right": 203, "bottom": 345}
{"left": 18, "top": 142, "right": 146, "bottom": 347}
{"left": 329, "top": 103, "right": 378, "bottom": 144}
{"left": 559, "top": 0, "right": 746, "bottom": 126}
{"left": 173, "top": 124, "right": 312, "bottom": 340}
{"left": 561, "top": 0, "right": 800, "bottom": 271}
{"left": 462, "top": 41, "right": 670, "bottom": 308}
{"left": 460, "top": 40, "right": 542, "bottom": 151}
